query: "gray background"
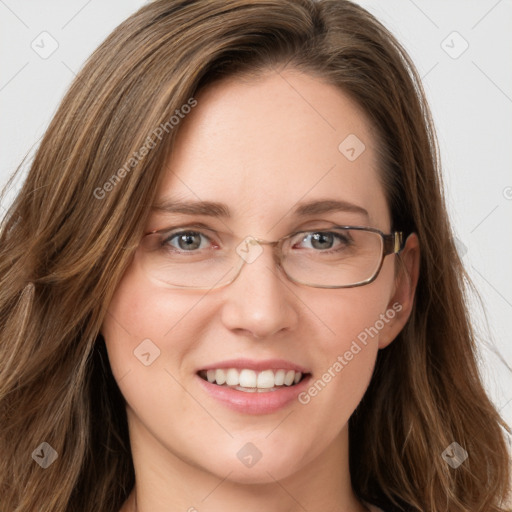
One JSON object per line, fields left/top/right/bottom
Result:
{"left": 1, "top": 0, "right": 511, "bottom": 437}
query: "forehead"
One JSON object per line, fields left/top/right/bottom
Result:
{"left": 155, "top": 68, "right": 390, "bottom": 234}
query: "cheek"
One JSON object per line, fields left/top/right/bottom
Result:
{"left": 100, "top": 265, "right": 209, "bottom": 440}
{"left": 310, "top": 276, "right": 393, "bottom": 355}
{"left": 297, "top": 279, "right": 393, "bottom": 413}
{"left": 100, "top": 262, "right": 205, "bottom": 381}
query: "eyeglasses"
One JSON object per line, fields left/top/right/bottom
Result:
{"left": 134, "top": 224, "right": 405, "bottom": 290}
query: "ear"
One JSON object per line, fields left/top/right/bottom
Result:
{"left": 378, "top": 232, "right": 420, "bottom": 349}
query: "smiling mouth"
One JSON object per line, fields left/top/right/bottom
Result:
{"left": 197, "top": 368, "right": 310, "bottom": 392}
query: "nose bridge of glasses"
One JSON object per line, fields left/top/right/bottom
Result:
{"left": 232, "top": 235, "right": 283, "bottom": 273}
{"left": 251, "top": 237, "right": 281, "bottom": 249}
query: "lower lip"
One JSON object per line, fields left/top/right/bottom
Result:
{"left": 196, "top": 374, "right": 312, "bottom": 415}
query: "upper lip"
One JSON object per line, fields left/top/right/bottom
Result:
{"left": 197, "top": 358, "right": 311, "bottom": 374}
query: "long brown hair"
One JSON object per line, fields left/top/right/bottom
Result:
{"left": 1, "top": 1, "right": 510, "bottom": 511}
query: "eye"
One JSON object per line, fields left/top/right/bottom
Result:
{"left": 163, "top": 230, "right": 214, "bottom": 252}
{"left": 294, "top": 230, "right": 352, "bottom": 252}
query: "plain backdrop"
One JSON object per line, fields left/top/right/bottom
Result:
{"left": 1, "top": 0, "right": 511, "bottom": 442}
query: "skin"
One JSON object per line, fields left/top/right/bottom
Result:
{"left": 102, "top": 67, "right": 420, "bottom": 512}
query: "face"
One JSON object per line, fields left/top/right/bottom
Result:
{"left": 102, "top": 68, "right": 417, "bottom": 485}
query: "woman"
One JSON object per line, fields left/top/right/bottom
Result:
{"left": 0, "top": 1, "right": 510, "bottom": 511}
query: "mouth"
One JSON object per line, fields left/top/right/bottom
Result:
{"left": 197, "top": 368, "right": 311, "bottom": 393}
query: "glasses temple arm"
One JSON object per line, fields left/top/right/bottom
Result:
{"left": 383, "top": 232, "right": 405, "bottom": 255}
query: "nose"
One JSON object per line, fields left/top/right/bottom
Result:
{"left": 219, "top": 241, "right": 299, "bottom": 339}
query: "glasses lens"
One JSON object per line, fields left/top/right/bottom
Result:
{"left": 135, "top": 229, "right": 239, "bottom": 289}
{"left": 135, "top": 227, "right": 384, "bottom": 289}
{"left": 282, "top": 228, "right": 383, "bottom": 287}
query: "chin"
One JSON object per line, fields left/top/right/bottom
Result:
{"left": 200, "top": 450, "right": 303, "bottom": 485}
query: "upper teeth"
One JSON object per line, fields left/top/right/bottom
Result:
{"left": 202, "top": 368, "right": 303, "bottom": 388}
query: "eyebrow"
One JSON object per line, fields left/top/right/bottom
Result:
{"left": 151, "top": 198, "right": 369, "bottom": 219}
